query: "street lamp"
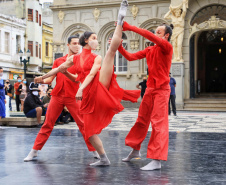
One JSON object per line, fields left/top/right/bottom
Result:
{"left": 19, "top": 49, "right": 31, "bottom": 79}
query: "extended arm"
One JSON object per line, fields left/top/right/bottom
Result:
{"left": 43, "top": 75, "right": 56, "bottom": 84}
{"left": 62, "top": 71, "right": 78, "bottom": 83}
{"left": 118, "top": 45, "right": 147, "bottom": 61}
{"left": 164, "top": 8, "right": 172, "bottom": 19}
{"left": 34, "top": 56, "right": 74, "bottom": 83}
{"left": 76, "top": 55, "right": 102, "bottom": 100}
{"left": 123, "top": 22, "right": 170, "bottom": 52}
{"left": 181, "top": 0, "right": 187, "bottom": 18}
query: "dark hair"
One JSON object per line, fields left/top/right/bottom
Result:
{"left": 47, "top": 87, "right": 53, "bottom": 92}
{"left": 79, "top": 31, "right": 95, "bottom": 47}
{"left": 17, "top": 76, "right": 21, "bottom": 79}
{"left": 0, "top": 67, "right": 2, "bottom": 70}
{"left": 162, "top": 23, "right": 174, "bottom": 41}
{"left": 68, "top": 34, "right": 80, "bottom": 44}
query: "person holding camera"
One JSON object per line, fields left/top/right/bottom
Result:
{"left": 5, "top": 79, "right": 12, "bottom": 111}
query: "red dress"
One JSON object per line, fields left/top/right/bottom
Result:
{"left": 73, "top": 48, "right": 140, "bottom": 140}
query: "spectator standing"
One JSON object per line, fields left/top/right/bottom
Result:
{"left": 0, "top": 67, "right": 6, "bottom": 119}
{"left": 169, "top": 73, "right": 177, "bottom": 116}
{"left": 4, "top": 79, "right": 13, "bottom": 111}
{"left": 14, "top": 76, "right": 22, "bottom": 111}
{"left": 136, "top": 77, "right": 147, "bottom": 99}
{"left": 18, "top": 79, "right": 27, "bottom": 112}
{"left": 24, "top": 83, "right": 48, "bottom": 125}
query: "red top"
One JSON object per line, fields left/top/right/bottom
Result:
{"left": 14, "top": 82, "right": 21, "bottom": 95}
{"left": 118, "top": 22, "right": 173, "bottom": 89}
{"left": 73, "top": 48, "right": 140, "bottom": 140}
{"left": 51, "top": 54, "right": 79, "bottom": 98}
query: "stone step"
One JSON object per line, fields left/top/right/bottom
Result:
{"left": 0, "top": 116, "right": 45, "bottom": 127}
{"left": 184, "top": 103, "right": 226, "bottom": 108}
{"left": 183, "top": 107, "right": 226, "bottom": 111}
{"left": 9, "top": 111, "right": 26, "bottom": 117}
{"left": 184, "top": 98, "right": 226, "bottom": 111}
{"left": 184, "top": 99, "right": 226, "bottom": 103}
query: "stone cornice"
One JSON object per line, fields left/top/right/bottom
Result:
{"left": 0, "top": 13, "right": 26, "bottom": 26}
{"left": 43, "top": 29, "right": 53, "bottom": 35}
{"left": 50, "top": 0, "right": 170, "bottom": 10}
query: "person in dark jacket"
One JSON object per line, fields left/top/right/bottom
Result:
{"left": 4, "top": 79, "right": 12, "bottom": 111}
{"left": 136, "top": 77, "right": 147, "bottom": 99}
{"left": 24, "top": 83, "right": 48, "bottom": 124}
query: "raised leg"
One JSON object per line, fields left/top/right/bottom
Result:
{"left": 99, "top": 0, "right": 128, "bottom": 89}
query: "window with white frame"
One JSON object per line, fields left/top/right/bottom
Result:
{"left": 143, "top": 28, "right": 155, "bottom": 74}
{"left": 106, "top": 32, "right": 128, "bottom": 73}
{"left": 5, "top": 32, "right": 9, "bottom": 53}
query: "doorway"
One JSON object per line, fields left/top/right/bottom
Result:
{"left": 197, "top": 30, "right": 226, "bottom": 94}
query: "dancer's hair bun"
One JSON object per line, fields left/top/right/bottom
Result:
{"left": 79, "top": 31, "right": 95, "bottom": 46}
{"left": 170, "top": 24, "right": 174, "bottom": 30}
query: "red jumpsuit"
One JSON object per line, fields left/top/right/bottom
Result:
{"left": 73, "top": 48, "right": 140, "bottom": 140}
{"left": 118, "top": 22, "right": 173, "bottom": 161}
{"left": 33, "top": 55, "right": 95, "bottom": 151}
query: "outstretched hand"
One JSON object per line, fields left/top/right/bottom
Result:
{"left": 122, "top": 21, "right": 130, "bottom": 31}
{"left": 34, "top": 76, "right": 44, "bottom": 84}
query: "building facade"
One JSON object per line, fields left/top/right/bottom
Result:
{"left": 0, "top": 13, "right": 26, "bottom": 81}
{"left": 25, "top": 0, "right": 42, "bottom": 73}
{"left": 0, "top": 0, "right": 43, "bottom": 77}
{"left": 51, "top": 0, "right": 226, "bottom": 107}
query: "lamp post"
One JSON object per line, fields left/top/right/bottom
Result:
{"left": 18, "top": 49, "right": 31, "bottom": 79}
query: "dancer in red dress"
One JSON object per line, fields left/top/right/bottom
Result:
{"left": 24, "top": 35, "right": 97, "bottom": 162}
{"left": 38, "top": 0, "right": 140, "bottom": 166}
{"left": 118, "top": 21, "right": 174, "bottom": 170}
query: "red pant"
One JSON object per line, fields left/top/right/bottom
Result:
{"left": 125, "top": 87, "right": 170, "bottom": 161}
{"left": 33, "top": 95, "right": 95, "bottom": 151}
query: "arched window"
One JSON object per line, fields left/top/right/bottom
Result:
{"left": 107, "top": 32, "right": 128, "bottom": 73}
{"left": 143, "top": 28, "right": 155, "bottom": 74}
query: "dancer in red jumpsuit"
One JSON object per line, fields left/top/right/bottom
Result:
{"left": 118, "top": 21, "right": 174, "bottom": 170}
{"left": 37, "top": 0, "right": 140, "bottom": 166}
{"left": 24, "top": 35, "right": 97, "bottom": 161}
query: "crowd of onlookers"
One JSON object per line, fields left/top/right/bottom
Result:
{"left": 1, "top": 74, "right": 73, "bottom": 125}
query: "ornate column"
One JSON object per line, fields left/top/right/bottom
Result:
{"left": 164, "top": 0, "right": 189, "bottom": 107}
{"left": 164, "top": 0, "right": 189, "bottom": 62}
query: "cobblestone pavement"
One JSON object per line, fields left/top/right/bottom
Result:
{"left": 54, "top": 108, "right": 226, "bottom": 133}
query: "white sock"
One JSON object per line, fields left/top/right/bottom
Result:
{"left": 24, "top": 149, "right": 38, "bottom": 162}
{"left": 93, "top": 151, "right": 100, "bottom": 159}
{"left": 117, "top": 0, "right": 128, "bottom": 26}
{"left": 90, "top": 153, "right": 111, "bottom": 166}
{"left": 140, "top": 160, "right": 161, "bottom": 171}
{"left": 122, "top": 149, "right": 141, "bottom": 162}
